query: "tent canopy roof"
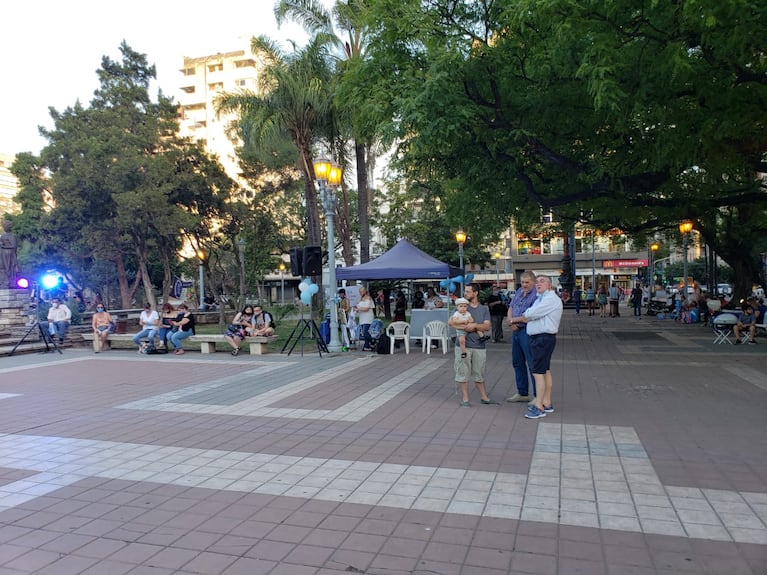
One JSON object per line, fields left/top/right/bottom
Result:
{"left": 336, "top": 239, "right": 462, "bottom": 281}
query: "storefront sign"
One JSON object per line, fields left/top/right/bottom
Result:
{"left": 602, "top": 259, "right": 648, "bottom": 268}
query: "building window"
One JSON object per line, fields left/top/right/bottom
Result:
{"left": 207, "top": 82, "right": 224, "bottom": 91}
{"left": 182, "top": 67, "right": 196, "bottom": 76}
{"left": 236, "top": 79, "right": 248, "bottom": 87}
{"left": 208, "top": 63, "right": 224, "bottom": 72}
{"left": 235, "top": 59, "right": 255, "bottom": 68}
{"left": 180, "top": 86, "right": 196, "bottom": 94}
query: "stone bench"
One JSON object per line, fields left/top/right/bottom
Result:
{"left": 82, "top": 332, "right": 278, "bottom": 355}
{"left": 187, "top": 334, "right": 278, "bottom": 355}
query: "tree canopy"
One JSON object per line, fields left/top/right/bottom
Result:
{"left": 353, "top": 0, "right": 767, "bottom": 297}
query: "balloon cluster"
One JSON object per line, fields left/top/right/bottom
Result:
{"left": 298, "top": 277, "right": 319, "bottom": 305}
{"left": 439, "top": 273, "right": 475, "bottom": 293}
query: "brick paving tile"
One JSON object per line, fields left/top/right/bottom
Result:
{"left": 0, "top": 313, "right": 765, "bottom": 574}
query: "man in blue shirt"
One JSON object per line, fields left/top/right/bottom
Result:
{"left": 505, "top": 272, "right": 538, "bottom": 404}
{"left": 509, "top": 275, "right": 564, "bottom": 419}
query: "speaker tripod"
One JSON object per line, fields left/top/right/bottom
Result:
{"left": 10, "top": 321, "right": 63, "bottom": 356}
{"left": 281, "top": 307, "right": 328, "bottom": 357}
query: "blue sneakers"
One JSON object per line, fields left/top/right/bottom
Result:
{"left": 525, "top": 405, "right": 546, "bottom": 419}
{"left": 543, "top": 405, "right": 555, "bottom": 413}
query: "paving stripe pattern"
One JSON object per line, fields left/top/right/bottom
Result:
{"left": 0, "top": 422, "right": 765, "bottom": 545}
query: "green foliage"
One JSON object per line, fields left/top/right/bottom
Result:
{"left": 356, "top": 0, "right": 767, "bottom": 297}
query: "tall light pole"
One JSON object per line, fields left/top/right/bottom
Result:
{"left": 238, "top": 238, "right": 246, "bottom": 306}
{"left": 679, "top": 221, "right": 693, "bottom": 303}
{"left": 591, "top": 229, "right": 596, "bottom": 292}
{"left": 197, "top": 250, "right": 206, "bottom": 310}
{"left": 314, "top": 157, "right": 343, "bottom": 353}
{"left": 279, "top": 262, "right": 286, "bottom": 306}
{"left": 455, "top": 230, "right": 466, "bottom": 274}
{"left": 494, "top": 252, "right": 501, "bottom": 286}
{"left": 649, "top": 242, "right": 659, "bottom": 289}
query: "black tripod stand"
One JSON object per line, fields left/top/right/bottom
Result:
{"left": 281, "top": 306, "right": 328, "bottom": 357}
{"left": 10, "top": 321, "right": 62, "bottom": 356}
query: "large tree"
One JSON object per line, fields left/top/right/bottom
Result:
{"left": 355, "top": 0, "right": 767, "bottom": 298}
{"left": 275, "top": 0, "right": 377, "bottom": 264}
{"left": 14, "top": 42, "right": 237, "bottom": 307}
{"left": 216, "top": 35, "right": 337, "bottom": 250}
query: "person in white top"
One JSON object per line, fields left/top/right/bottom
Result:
{"left": 46, "top": 297, "right": 72, "bottom": 342}
{"left": 508, "top": 275, "right": 563, "bottom": 419}
{"left": 132, "top": 303, "right": 160, "bottom": 352}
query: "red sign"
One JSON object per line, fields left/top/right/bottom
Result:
{"left": 602, "top": 259, "right": 648, "bottom": 268}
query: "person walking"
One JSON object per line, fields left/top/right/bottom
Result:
{"left": 508, "top": 275, "right": 563, "bottom": 419}
{"left": 572, "top": 285, "right": 583, "bottom": 315}
{"left": 354, "top": 287, "right": 375, "bottom": 351}
{"left": 487, "top": 286, "right": 506, "bottom": 342}
{"left": 505, "top": 272, "right": 538, "bottom": 404}
{"left": 449, "top": 284, "right": 498, "bottom": 407}
{"left": 597, "top": 286, "right": 608, "bottom": 318}
{"left": 608, "top": 282, "right": 621, "bottom": 318}
{"left": 630, "top": 282, "right": 644, "bottom": 319}
{"left": 585, "top": 284, "right": 596, "bottom": 316}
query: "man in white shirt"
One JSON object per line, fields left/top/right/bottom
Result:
{"left": 508, "top": 275, "right": 563, "bottom": 419}
{"left": 132, "top": 303, "right": 160, "bottom": 352}
{"left": 46, "top": 297, "right": 72, "bottom": 342}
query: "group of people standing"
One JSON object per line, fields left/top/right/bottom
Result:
{"left": 449, "top": 273, "right": 564, "bottom": 420}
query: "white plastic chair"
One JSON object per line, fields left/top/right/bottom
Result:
{"left": 422, "top": 320, "right": 449, "bottom": 354}
{"left": 387, "top": 321, "right": 410, "bottom": 354}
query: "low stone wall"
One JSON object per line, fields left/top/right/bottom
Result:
{"left": 0, "top": 288, "right": 32, "bottom": 338}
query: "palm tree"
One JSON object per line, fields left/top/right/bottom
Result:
{"left": 215, "top": 35, "right": 335, "bottom": 247}
{"left": 275, "top": 0, "right": 375, "bottom": 263}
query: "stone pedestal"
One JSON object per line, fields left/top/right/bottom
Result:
{"left": 0, "top": 289, "right": 33, "bottom": 338}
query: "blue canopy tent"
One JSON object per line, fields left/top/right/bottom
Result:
{"left": 335, "top": 239, "right": 463, "bottom": 280}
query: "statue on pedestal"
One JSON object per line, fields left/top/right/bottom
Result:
{"left": 0, "top": 219, "right": 20, "bottom": 288}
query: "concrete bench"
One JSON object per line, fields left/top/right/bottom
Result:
{"left": 82, "top": 333, "right": 278, "bottom": 355}
{"left": 187, "top": 334, "right": 278, "bottom": 355}
{"left": 81, "top": 333, "right": 137, "bottom": 351}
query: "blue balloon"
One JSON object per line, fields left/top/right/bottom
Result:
{"left": 439, "top": 279, "right": 448, "bottom": 288}
{"left": 309, "top": 284, "right": 319, "bottom": 295}
{"left": 465, "top": 273, "right": 474, "bottom": 283}
{"left": 301, "top": 291, "right": 312, "bottom": 305}
{"left": 453, "top": 275, "right": 464, "bottom": 284}
{"left": 448, "top": 282, "right": 456, "bottom": 293}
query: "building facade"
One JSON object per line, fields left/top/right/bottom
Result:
{"left": 176, "top": 41, "right": 262, "bottom": 184}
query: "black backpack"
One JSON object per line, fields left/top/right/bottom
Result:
{"left": 376, "top": 332, "right": 391, "bottom": 354}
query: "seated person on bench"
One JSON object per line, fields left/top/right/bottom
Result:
{"left": 252, "top": 305, "right": 275, "bottom": 337}
{"left": 734, "top": 305, "right": 757, "bottom": 345}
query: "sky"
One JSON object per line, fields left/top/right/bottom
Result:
{"left": 1, "top": 0, "right": 326, "bottom": 156}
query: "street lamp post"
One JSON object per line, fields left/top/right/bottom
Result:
{"left": 649, "top": 242, "right": 659, "bottom": 289}
{"left": 679, "top": 221, "right": 693, "bottom": 303}
{"left": 197, "top": 250, "right": 206, "bottom": 311}
{"left": 455, "top": 230, "right": 466, "bottom": 274}
{"left": 237, "top": 238, "right": 246, "bottom": 305}
{"left": 494, "top": 252, "right": 501, "bottom": 286}
{"left": 279, "top": 262, "right": 286, "bottom": 306}
{"left": 314, "top": 157, "right": 343, "bottom": 353}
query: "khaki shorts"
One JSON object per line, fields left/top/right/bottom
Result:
{"left": 454, "top": 347, "right": 487, "bottom": 383}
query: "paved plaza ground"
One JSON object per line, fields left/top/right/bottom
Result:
{"left": 0, "top": 310, "right": 765, "bottom": 574}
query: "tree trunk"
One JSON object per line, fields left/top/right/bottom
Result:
{"left": 136, "top": 246, "right": 155, "bottom": 309}
{"left": 355, "top": 141, "right": 370, "bottom": 263}
{"left": 337, "top": 185, "right": 354, "bottom": 266}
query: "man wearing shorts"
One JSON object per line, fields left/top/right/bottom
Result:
{"left": 508, "top": 275, "right": 563, "bottom": 419}
{"left": 448, "top": 283, "right": 498, "bottom": 407}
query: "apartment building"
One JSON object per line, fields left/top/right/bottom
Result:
{"left": 0, "top": 154, "right": 20, "bottom": 216}
{"left": 176, "top": 41, "right": 262, "bottom": 184}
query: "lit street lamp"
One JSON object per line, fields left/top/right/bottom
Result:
{"left": 197, "top": 250, "right": 206, "bottom": 310}
{"left": 238, "top": 238, "right": 246, "bottom": 305}
{"left": 455, "top": 230, "right": 466, "bottom": 273}
{"left": 314, "top": 157, "right": 343, "bottom": 353}
{"left": 649, "top": 242, "right": 659, "bottom": 289}
{"left": 279, "top": 262, "right": 286, "bottom": 306}
{"left": 494, "top": 251, "right": 501, "bottom": 286}
{"left": 679, "top": 221, "right": 693, "bottom": 303}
